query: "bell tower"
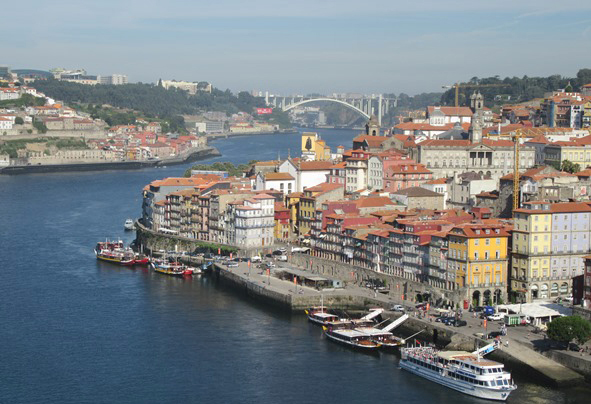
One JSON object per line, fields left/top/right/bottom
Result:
{"left": 366, "top": 115, "right": 380, "bottom": 136}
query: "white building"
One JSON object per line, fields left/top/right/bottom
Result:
{"left": 255, "top": 172, "right": 296, "bottom": 195}
{"left": 298, "top": 160, "right": 332, "bottom": 192}
{"left": 228, "top": 194, "right": 275, "bottom": 249}
{"left": 0, "top": 117, "right": 14, "bottom": 130}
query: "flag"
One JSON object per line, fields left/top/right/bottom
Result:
{"left": 415, "top": 339, "right": 421, "bottom": 346}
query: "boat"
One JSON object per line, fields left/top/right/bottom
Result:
{"left": 354, "top": 326, "right": 404, "bottom": 348}
{"left": 124, "top": 219, "right": 135, "bottom": 231}
{"left": 399, "top": 346, "right": 516, "bottom": 401}
{"left": 305, "top": 307, "right": 341, "bottom": 326}
{"left": 357, "top": 313, "right": 409, "bottom": 349}
{"left": 322, "top": 326, "right": 381, "bottom": 351}
{"left": 133, "top": 253, "right": 150, "bottom": 266}
{"left": 150, "top": 259, "right": 192, "bottom": 276}
{"left": 95, "top": 240, "right": 135, "bottom": 265}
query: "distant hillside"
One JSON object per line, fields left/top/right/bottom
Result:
{"left": 440, "top": 68, "right": 591, "bottom": 107}
{"left": 29, "top": 79, "right": 293, "bottom": 129}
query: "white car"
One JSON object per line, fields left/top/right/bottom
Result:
{"left": 487, "top": 313, "right": 504, "bottom": 321}
{"left": 250, "top": 256, "right": 262, "bottom": 262}
{"left": 277, "top": 255, "right": 288, "bottom": 262}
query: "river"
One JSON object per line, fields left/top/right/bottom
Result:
{"left": 0, "top": 128, "right": 587, "bottom": 403}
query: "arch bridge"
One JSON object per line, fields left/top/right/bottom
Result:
{"left": 265, "top": 93, "right": 397, "bottom": 126}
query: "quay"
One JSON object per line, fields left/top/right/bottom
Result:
{"left": 207, "top": 258, "right": 585, "bottom": 387}
{"left": 0, "top": 146, "right": 220, "bottom": 175}
{"left": 135, "top": 223, "right": 587, "bottom": 388}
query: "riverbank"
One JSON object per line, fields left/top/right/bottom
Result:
{"left": 0, "top": 146, "right": 220, "bottom": 175}
{"left": 206, "top": 128, "right": 298, "bottom": 139}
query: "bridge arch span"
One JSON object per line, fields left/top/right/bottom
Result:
{"left": 282, "top": 98, "right": 370, "bottom": 120}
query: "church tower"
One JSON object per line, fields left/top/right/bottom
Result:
{"left": 470, "top": 91, "right": 484, "bottom": 112}
{"left": 365, "top": 115, "right": 380, "bottom": 136}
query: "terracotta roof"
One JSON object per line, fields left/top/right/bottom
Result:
{"left": 425, "top": 178, "right": 447, "bottom": 185}
{"left": 427, "top": 106, "right": 473, "bottom": 117}
{"left": 391, "top": 187, "right": 442, "bottom": 197}
{"left": 299, "top": 161, "right": 333, "bottom": 171}
{"left": 355, "top": 196, "right": 396, "bottom": 208}
{"left": 305, "top": 182, "right": 344, "bottom": 194}
{"left": 515, "top": 202, "right": 591, "bottom": 214}
{"left": 264, "top": 172, "right": 294, "bottom": 181}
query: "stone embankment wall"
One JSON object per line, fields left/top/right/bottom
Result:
{"left": 544, "top": 350, "right": 591, "bottom": 383}
{"left": 289, "top": 253, "right": 467, "bottom": 307}
{"left": 1, "top": 130, "right": 107, "bottom": 140}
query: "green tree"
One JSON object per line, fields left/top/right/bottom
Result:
{"left": 32, "top": 118, "right": 47, "bottom": 134}
{"left": 561, "top": 159, "right": 580, "bottom": 174}
{"left": 547, "top": 316, "right": 591, "bottom": 347}
{"left": 14, "top": 117, "right": 24, "bottom": 125}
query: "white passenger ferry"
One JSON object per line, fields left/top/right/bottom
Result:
{"left": 400, "top": 347, "right": 516, "bottom": 401}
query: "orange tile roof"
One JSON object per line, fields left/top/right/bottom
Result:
{"left": 299, "top": 161, "right": 334, "bottom": 171}
{"left": 264, "top": 172, "right": 294, "bottom": 181}
{"left": 427, "top": 106, "right": 473, "bottom": 116}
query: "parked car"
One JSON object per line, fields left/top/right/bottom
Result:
{"left": 272, "top": 250, "right": 283, "bottom": 256}
{"left": 226, "top": 262, "right": 239, "bottom": 267}
{"left": 390, "top": 305, "right": 404, "bottom": 312}
{"left": 251, "top": 256, "right": 262, "bottom": 262}
{"left": 487, "top": 313, "right": 505, "bottom": 321}
{"left": 279, "top": 247, "right": 287, "bottom": 253}
{"left": 277, "top": 255, "right": 288, "bottom": 262}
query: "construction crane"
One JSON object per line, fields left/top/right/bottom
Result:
{"left": 442, "top": 83, "right": 510, "bottom": 107}
{"left": 512, "top": 129, "right": 523, "bottom": 216}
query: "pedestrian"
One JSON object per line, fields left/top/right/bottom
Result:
{"left": 505, "top": 339, "right": 509, "bottom": 348}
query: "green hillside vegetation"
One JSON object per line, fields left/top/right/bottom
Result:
{"left": 29, "top": 80, "right": 293, "bottom": 130}
{"left": 0, "top": 137, "right": 89, "bottom": 158}
{"left": 440, "top": 68, "right": 591, "bottom": 107}
{"left": 0, "top": 93, "right": 46, "bottom": 108}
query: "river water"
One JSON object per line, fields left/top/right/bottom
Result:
{"left": 0, "top": 129, "right": 587, "bottom": 403}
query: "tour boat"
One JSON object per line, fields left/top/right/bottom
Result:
{"left": 150, "top": 260, "right": 192, "bottom": 276}
{"left": 322, "top": 326, "right": 382, "bottom": 351}
{"left": 95, "top": 240, "right": 135, "bottom": 265}
{"left": 354, "top": 326, "right": 404, "bottom": 348}
{"left": 399, "top": 347, "right": 516, "bottom": 401}
{"left": 124, "top": 219, "right": 135, "bottom": 231}
{"left": 305, "top": 307, "right": 341, "bottom": 326}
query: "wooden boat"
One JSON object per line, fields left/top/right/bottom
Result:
{"left": 322, "top": 326, "right": 381, "bottom": 350}
{"left": 95, "top": 239, "right": 135, "bottom": 265}
{"left": 150, "top": 260, "right": 192, "bottom": 276}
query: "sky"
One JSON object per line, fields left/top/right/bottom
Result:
{"left": 2, "top": 0, "right": 591, "bottom": 96}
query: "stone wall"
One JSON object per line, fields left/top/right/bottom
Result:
{"left": 544, "top": 349, "right": 591, "bottom": 382}
{"left": 289, "top": 253, "right": 468, "bottom": 307}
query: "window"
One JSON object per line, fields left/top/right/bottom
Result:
{"left": 485, "top": 238, "right": 490, "bottom": 245}
{"left": 475, "top": 239, "right": 479, "bottom": 246}
{"left": 496, "top": 238, "right": 501, "bottom": 245}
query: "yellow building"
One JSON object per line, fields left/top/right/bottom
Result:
{"left": 512, "top": 201, "right": 591, "bottom": 303}
{"left": 286, "top": 192, "right": 304, "bottom": 240}
{"left": 301, "top": 132, "right": 331, "bottom": 161}
{"left": 448, "top": 222, "right": 510, "bottom": 306}
{"left": 544, "top": 139, "right": 591, "bottom": 168}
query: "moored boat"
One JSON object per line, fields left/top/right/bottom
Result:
{"left": 124, "top": 219, "right": 135, "bottom": 231}
{"left": 399, "top": 347, "right": 516, "bottom": 401}
{"left": 305, "top": 307, "right": 341, "bottom": 326}
{"left": 322, "top": 326, "right": 381, "bottom": 350}
{"left": 95, "top": 240, "right": 135, "bottom": 265}
{"left": 354, "top": 326, "right": 404, "bottom": 348}
{"left": 150, "top": 259, "right": 191, "bottom": 276}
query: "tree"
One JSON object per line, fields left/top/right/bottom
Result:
{"left": 14, "top": 117, "right": 24, "bottom": 125}
{"left": 561, "top": 159, "right": 580, "bottom": 174}
{"left": 547, "top": 316, "right": 591, "bottom": 347}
